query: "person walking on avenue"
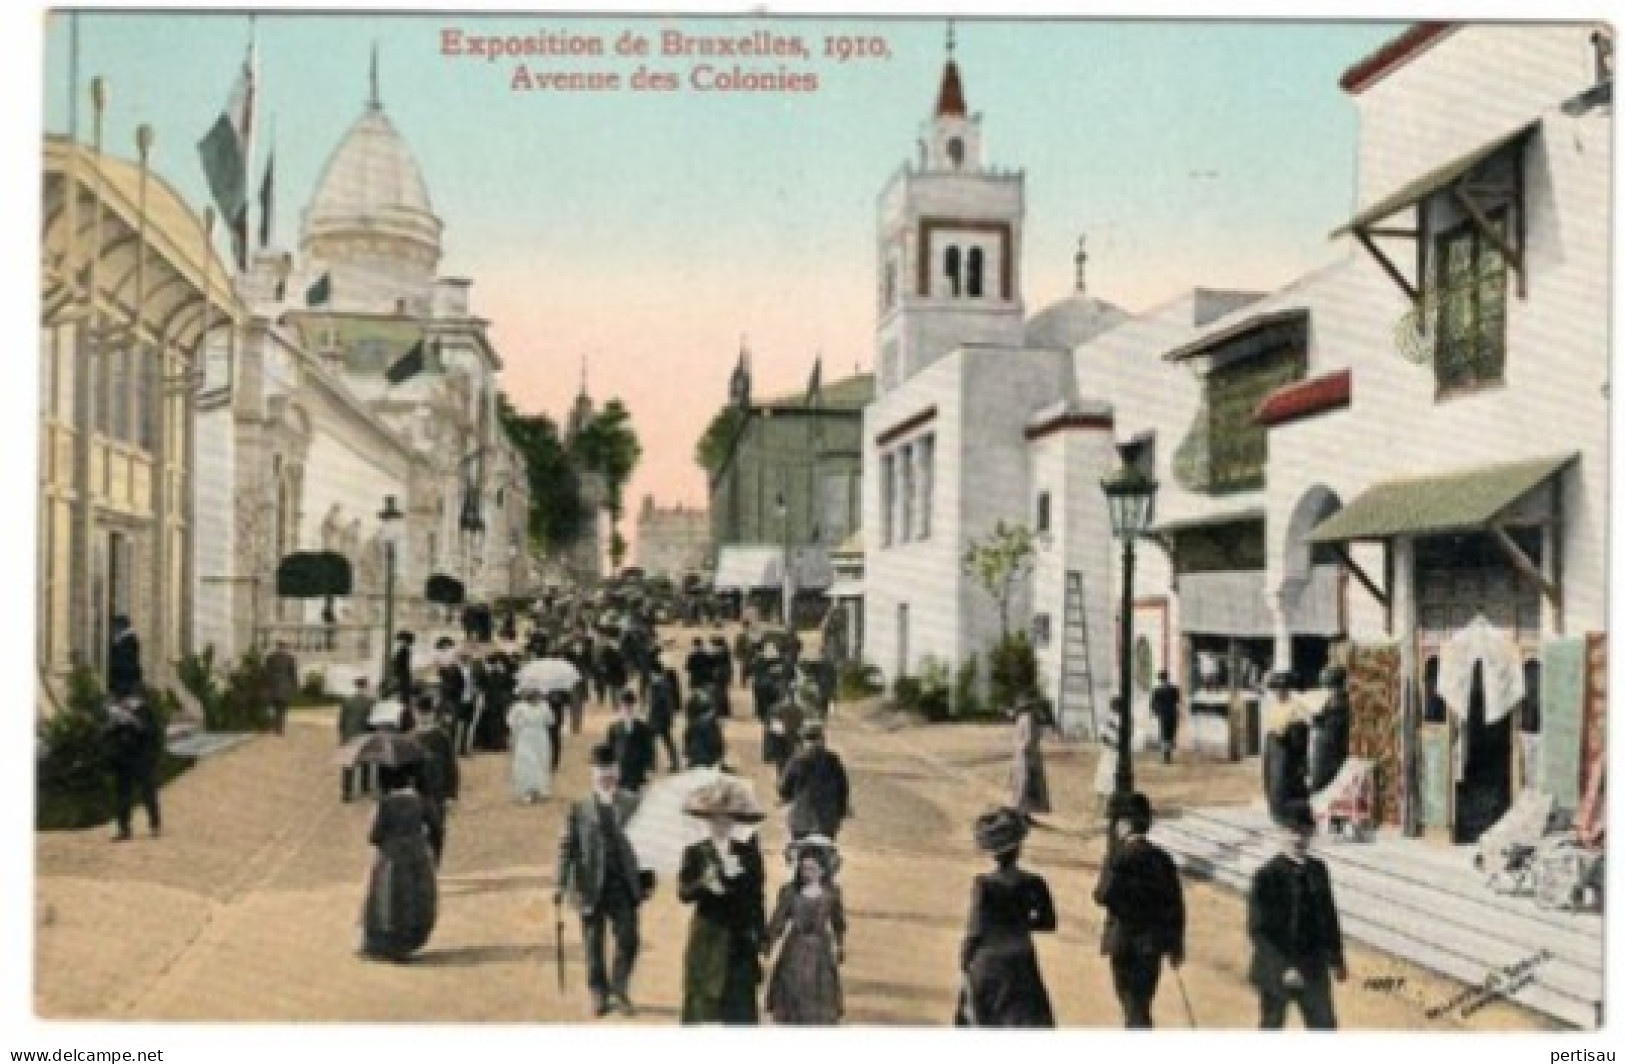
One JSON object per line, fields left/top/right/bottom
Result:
{"left": 545, "top": 689, "right": 570, "bottom": 772}
{"left": 605, "top": 691, "right": 656, "bottom": 793}
{"left": 359, "top": 765, "right": 440, "bottom": 962}
{"left": 751, "top": 644, "right": 782, "bottom": 725}
{"left": 1008, "top": 697, "right": 1051, "bottom": 820}
{"left": 507, "top": 684, "right": 556, "bottom": 804}
{"left": 390, "top": 631, "right": 416, "bottom": 702}
{"left": 1150, "top": 671, "right": 1182, "bottom": 765}
{"left": 763, "top": 683, "right": 805, "bottom": 775}
{"left": 107, "top": 614, "right": 144, "bottom": 700}
{"left": 763, "top": 836, "right": 847, "bottom": 1025}
{"left": 444, "top": 650, "right": 478, "bottom": 758}
{"left": 1092, "top": 793, "right": 1185, "bottom": 1028}
{"left": 678, "top": 780, "right": 768, "bottom": 1025}
{"left": 263, "top": 639, "right": 300, "bottom": 737}
{"left": 1309, "top": 665, "right": 1352, "bottom": 793}
{"left": 684, "top": 692, "right": 726, "bottom": 770}
{"left": 778, "top": 721, "right": 851, "bottom": 841}
{"left": 646, "top": 656, "right": 682, "bottom": 773}
{"left": 556, "top": 743, "right": 650, "bottom": 1018}
{"left": 416, "top": 694, "right": 460, "bottom": 809}
{"left": 106, "top": 690, "right": 162, "bottom": 841}
{"left": 709, "top": 635, "right": 734, "bottom": 718}
{"left": 598, "top": 638, "right": 629, "bottom": 707}
{"left": 955, "top": 807, "right": 1056, "bottom": 1027}
{"left": 339, "top": 677, "right": 377, "bottom": 802}
{"left": 1248, "top": 802, "right": 1347, "bottom": 1029}
{"left": 684, "top": 637, "right": 712, "bottom": 701}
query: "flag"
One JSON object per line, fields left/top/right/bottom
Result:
{"left": 196, "top": 35, "right": 256, "bottom": 268}
{"left": 385, "top": 338, "right": 427, "bottom": 385}
{"left": 304, "top": 272, "right": 332, "bottom": 306}
{"left": 257, "top": 149, "right": 274, "bottom": 249}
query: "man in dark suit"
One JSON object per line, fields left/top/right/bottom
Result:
{"left": 556, "top": 743, "right": 649, "bottom": 1017}
{"left": 1248, "top": 802, "right": 1347, "bottom": 1029}
{"left": 1092, "top": 792, "right": 1185, "bottom": 1027}
{"left": 107, "top": 614, "right": 144, "bottom": 700}
{"left": 338, "top": 677, "right": 376, "bottom": 802}
{"left": 390, "top": 631, "right": 415, "bottom": 702}
{"left": 777, "top": 720, "right": 850, "bottom": 840}
{"left": 684, "top": 637, "right": 711, "bottom": 695}
{"left": 106, "top": 690, "right": 162, "bottom": 841}
{"left": 1150, "top": 671, "right": 1182, "bottom": 764}
{"left": 646, "top": 655, "right": 682, "bottom": 773}
{"left": 605, "top": 690, "right": 656, "bottom": 793}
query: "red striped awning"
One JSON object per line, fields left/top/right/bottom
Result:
{"left": 1255, "top": 369, "right": 1352, "bottom": 428}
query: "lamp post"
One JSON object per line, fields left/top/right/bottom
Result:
{"left": 775, "top": 491, "right": 791, "bottom": 628}
{"left": 378, "top": 494, "right": 405, "bottom": 691}
{"left": 1100, "top": 439, "right": 1159, "bottom": 853}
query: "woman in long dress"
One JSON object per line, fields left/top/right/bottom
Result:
{"left": 360, "top": 765, "right": 440, "bottom": 961}
{"left": 506, "top": 687, "right": 555, "bottom": 803}
{"left": 764, "top": 837, "right": 846, "bottom": 1025}
{"left": 956, "top": 807, "right": 1057, "bottom": 1027}
{"left": 1008, "top": 698, "right": 1051, "bottom": 818}
{"left": 678, "top": 781, "right": 767, "bottom": 1024}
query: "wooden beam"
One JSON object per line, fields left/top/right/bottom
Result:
{"left": 1355, "top": 229, "right": 1420, "bottom": 303}
{"left": 1365, "top": 227, "right": 1420, "bottom": 240}
{"left": 1451, "top": 185, "right": 1525, "bottom": 298}
{"left": 1488, "top": 523, "right": 1560, "bottom": 612}
{"left": 1331, "top": 543, "right": 1389, "bottom": 609}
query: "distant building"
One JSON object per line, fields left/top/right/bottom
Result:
{"left": 634, "top": 496, "right": 710, "bottom": 578}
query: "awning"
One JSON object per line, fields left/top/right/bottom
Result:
{"left": 1330, "top": 121, "right": 1539, "bottom": 238}
{"left": 712, "top": 546, "right": 784, "bottom": 591}
{"left": 1308, "top": 453, "right": 1577, "bottom": 544}
{"left": 1179, "top": 570, "right": 1273, "bottom": 638}
{"left": 1153, "top": 506, "right": 1266, "bottom": 536}
{"left": 823, "top": 578, "right": 864, "bottom": 599}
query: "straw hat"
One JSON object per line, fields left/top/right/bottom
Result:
{"left": 682, "top": 778, "right": 766, "bottom": 823}
{"left": 785, "top": 834, "right": 842, "bottom": 877}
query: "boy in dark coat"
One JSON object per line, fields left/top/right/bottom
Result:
{"left": 106, "top": 691, "right": 163, "bottom": 840}
{"left": 647, "top": 658, "right": 682, "bottom": 772}
{"left": 1248, "top": 802, "right": 1346, "bottom": 1028}
{"left": 390, "top": 631, "right": 415, "bottom": 701}
{"left": 683, "top": 693, "right": 726, "bottom": 769}
{"left": 777, "top": 721, "right": 850, "bottom": 840}
{"left": 1092, "top": 792, "right": 1185, "bottom": 1027}
{"left": 605, "top": 691, "right": 656, "bottom": 792}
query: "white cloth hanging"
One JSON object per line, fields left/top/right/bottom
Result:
{"left": 1437, "top": 616, "right": 1525, "bottom": 725}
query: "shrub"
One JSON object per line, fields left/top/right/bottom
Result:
{"left": 177, "top": 646, "right": 223, "bottom": 721}
{"left": 891, "top": 675, "right": 923, "bottom": 711}
{"left": 917, "top": 655, "right": 952, "bottom": 722}
{"left": 293, "top": 669, "right": 330, "bottom": 707}
{"left": 835, "top": 661, "right": 883, "bottom": 703}
{"left": 990, "top": 631, "right": 1039, "bottom": 711}
{"left": 954, "top": 653, "right": 985, "bottom": 718}
{"left": 179, "top": 645, "right": 274, "bottom": 732}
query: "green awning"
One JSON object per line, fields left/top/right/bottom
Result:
{"left": 1308, "top": 453, "right": 1577, "bottom": 544}
{"left": 1329, "top": 121, "right": 1539, "bottom": 239}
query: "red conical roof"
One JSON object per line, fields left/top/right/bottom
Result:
{"left": 936, "top": 58, "right": 967, "bottom": 117}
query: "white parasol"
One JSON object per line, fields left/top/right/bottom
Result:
{"left": 624, "top": 768, "right": 763, "bottom": 875}
{"left": 515, "top": 657, "right": 581, "bottom": 694}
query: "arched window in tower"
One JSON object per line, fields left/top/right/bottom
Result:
{"left": 947, "top": 136, "right": 964, "bottom": 168}
{"left": 945, "top": 246, "right": 962, "bottom": 297}
{"left": 967, "top": 247, "right": 985, "bottom": 297}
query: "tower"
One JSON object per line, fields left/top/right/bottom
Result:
{"left": 875, "top": 25, "right": 1026, "bottom": 394}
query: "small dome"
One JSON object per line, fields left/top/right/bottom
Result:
{"left": 1024, "top": 293, "right": 1130, "bottom": 351}
{"left": 305, "top": 106, "right": 436, "bottom": 235}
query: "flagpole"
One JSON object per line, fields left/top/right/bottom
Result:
{"left": 243, "top": 13, "right": 258, "bottom": 274}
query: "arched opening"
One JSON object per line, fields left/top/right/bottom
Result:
{"left": 1279, "top": 486, "right": 1345, "bottom": 675}
{"left": 967, "top": 247, "right": 985, "bottom": 297}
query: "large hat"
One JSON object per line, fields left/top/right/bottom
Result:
{"left": 785, "top": 834, "right": 842, "bottom": 877}
{"left": 682, "top": 778, "right": 766, "bottom": 823}
{"left": 973, "top": 807, "right": 1029, "bottom": 855}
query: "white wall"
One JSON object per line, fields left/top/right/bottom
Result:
{"left": 190, "top": 404, "right": 238, "bottom": 659}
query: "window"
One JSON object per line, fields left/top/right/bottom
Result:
{"left": 881, "top": 454, "right": 895, "bottom": 547}
{"left": 945, "top": 246, "right": 962, "bottom": 297}
{"left": 1433, "top": 212, "right": 1508, "bottom": 394}
{"left": 918, "top": 436, "right": 934, "bottom": 539}
{"left": 900, "top": 444, "right": 915, "bottom": 542}
{"left": 1036, "top": 491, "right": 1052, "bottom": 533}
{"left": 967, "top": 248, "right": 984, "bottom": 297}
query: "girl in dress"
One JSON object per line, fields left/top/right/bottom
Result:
{"left": 763, "top": 836, "right": 847, "bottom": 1025}
{"left": 677, "top": 780, "right": 767, "bottom": 1024}
{"left": 359, "top": 765, "right": 440, "bottom": 961}
{"left": 506, "top": 686, "right": 555, "bottom": 803}
{"left": 956, "top": 807, "right": 1057, "bottom": 1027}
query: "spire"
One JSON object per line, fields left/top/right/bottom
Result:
{"left": 368, "top": 42, "right": 380, "bottom": 110}
{"left": 1074, "top": 233, "right": 1088, "bottom": 294}
{"left": 935, "top": 20, "right": 967, "bottom": 117}
{"left": 578, "top": 351, "right": 588, "bottom": 398}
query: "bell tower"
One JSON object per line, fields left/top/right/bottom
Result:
{"left": 875, "top": 23, "right": 1026, "bottom": 395}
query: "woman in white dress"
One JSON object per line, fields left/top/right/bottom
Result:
{"left": 506, "top": 685, "right": 555, "bottom": 803}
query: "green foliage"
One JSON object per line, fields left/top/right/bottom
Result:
{"left": 292, "top": 669, "right": 330, "bottom": 707}
{"left": 498, "top": 393, "right": 586, "bottom": 552}
{"left": 835, "top": 661, "right": 883, "bottom": 703}
{"left": 177, "top": 646, "right": 224, "bottom": 722}
{"left": 990, "top": 631, "right": 1040, "bottom": 712}
{"left": 961, "top": 521, "right": 1037, "bottom": 638}
{"left": 891, "top": 675, "right": 922, "bottom": 712}
{"left": 954, "top": 653, "right": 985, "bottom": 718}
{"left": 916, "top": 655, "right": 952, "bottom": 722}
{"left": 573, "top": 398, "right": 642, "bottom": 521}
{"left": 609, "top": 530, "right": 629, "bottom": 573}
{"left": 178, "top": 645, "right": 277, "bottom": 732}
{"left": 696, "top": 406, "right": 746, "bottom": 477}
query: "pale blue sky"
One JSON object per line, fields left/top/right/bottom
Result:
{"left": 43, "top": 13, "right": 1403, "bottom": 505}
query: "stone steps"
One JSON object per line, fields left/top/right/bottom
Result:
{"left": 1151, "top": 806, "right": 1603, "bottom": 1029}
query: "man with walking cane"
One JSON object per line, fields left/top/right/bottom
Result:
{"left": 555, "top": 743, "right": 651, "bottom": 1018}
{"left": 1092, "top": 792, "right": 1185, "bottom": 1027}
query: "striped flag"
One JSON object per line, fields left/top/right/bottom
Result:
{"left": 196, "top": 33, "right": 256, "bottom": 269}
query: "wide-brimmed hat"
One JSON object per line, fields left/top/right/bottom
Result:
{"left": 785, "top": 834, "right": 842, "bottom": 877}
{"left": 973, "top": 807, "right": 1028, "bottom": 855}
{"left": 682, "top": 778, "right": 766, "bottom": 823}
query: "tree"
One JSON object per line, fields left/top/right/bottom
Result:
{"left": 961, "top": 521, "right": 1037, "bottom": 640}
{"left": 573, "top": 398, "right": 642, "bottom": 571}
{"left": 695, "top": 405, "right": 746, "bottom": 477}
{"left": 497, "top": 393, "right": 585, "bottom": 552}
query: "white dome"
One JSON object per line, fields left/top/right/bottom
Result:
{"left": 1024, "top": 293, "right": 1130, "bottom": 351}
{"left": 308, "top": 106, "right": 434, "bottom": 225}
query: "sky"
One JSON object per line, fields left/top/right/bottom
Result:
{"left": 41, "top": 12, "right": 1401, "bottom": 513}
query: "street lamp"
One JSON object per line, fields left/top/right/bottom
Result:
{"left": 378, "top": 494, "right": 405, "bottom": 692}
{"left": 775, "top": 491, "right": 791, "bottom": 628}
{"left": 1099, "top": 438, "right": 1158, "bottom": 852}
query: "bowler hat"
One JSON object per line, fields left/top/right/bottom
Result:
{"left": 590, "top": 743, "right": 617, "bottom": 769}
{"left": 973, "top": 807, "right": 1028, "bottom": 855}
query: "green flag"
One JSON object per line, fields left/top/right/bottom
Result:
{"left": 385, "top": 338, "right": 427, "bottom": 385}
{"left": 304, "top": 272, "right": 331, "bottom": 306}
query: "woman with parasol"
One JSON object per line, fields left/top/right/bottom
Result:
{"left": 763, "top": 835, "right": 847, "bottom": 1025}
{"left": 506, "top": 683, "right": 556, "bottom": 803}
{"left": 677, "top": 779, "right": 767, "bottom": 1024}
{"left": 358, "top": 763, "right": 440, "bottom": 961}
{"left": 955, "top": 807, "right": 1057, "bottom": 1027}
